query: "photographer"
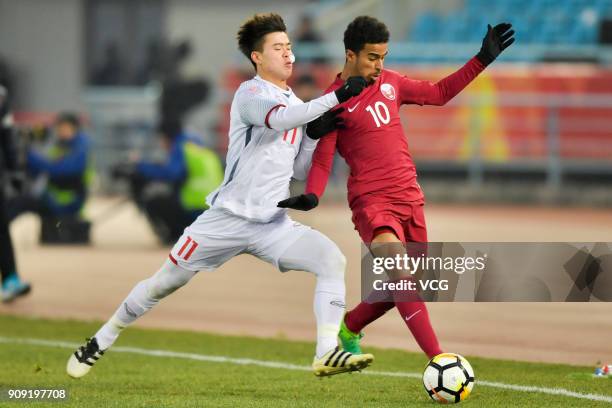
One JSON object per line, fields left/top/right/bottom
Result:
{"left": 8, "top": 113, "right": 92, "bottom": 223}
{"left": 113, "top": 120, "right": 223, "bottom": 244}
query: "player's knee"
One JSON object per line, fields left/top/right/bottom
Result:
{"left": 147, "top": 262, "right": 193, "bottom": 299}
{"left": 316, "top": 247, "right": 346, "bottom": 281}
{"left": 149, "top": 279, "right": 181, "bottom": 299}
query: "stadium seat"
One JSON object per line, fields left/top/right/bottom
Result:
{"left": 405, "top": 0, "right": 607, "bottom": 57}
{"left": 408, "top": 12, "right": 442, "bottom": 42}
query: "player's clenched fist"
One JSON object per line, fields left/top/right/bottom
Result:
{"left": 334, "top": 76, "right": 367, "bottom": 103}
{"left": 277, "top": 193, "right": 319, "bottom": 211}
{"left": 306, "top": 108, "right": 345, "bottom": 140}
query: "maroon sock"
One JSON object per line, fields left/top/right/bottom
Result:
{"left": 344, "top": 301, "right": 395, "bottom": 333}
{"left": 394, "top": 300, "right": 442, "bottom": 359}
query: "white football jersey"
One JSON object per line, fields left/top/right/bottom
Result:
{"left": 206, "top": 75, "right": 338, "bottom": 222}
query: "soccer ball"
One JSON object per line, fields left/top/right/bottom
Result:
{"left": 422, "top": 353, "right": 475, "bottom": 403}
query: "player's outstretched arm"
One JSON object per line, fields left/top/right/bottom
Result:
{"left": 399, "top": 23, "right": 515, "bottom": 106}
{"left": 262, "top": 77, "right": 365, "bottom": 131}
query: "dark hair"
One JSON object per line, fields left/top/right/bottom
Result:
{"left": 157, "top": 119, "right": 182, "bottom": 140}
{"left": 343, "top": 16, "right": 389, "bottom": 54}
{"left": 55, "top": 112, "right": 80, "bottom": 129}
{"left": 237, "top": 13, "right": 287, "bottom": 69}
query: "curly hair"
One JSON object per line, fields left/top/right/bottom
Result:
{"left": 343, "top": 16, "right": 390, "bottom": 54}
{"left": 237, "top": 13, "right": 287, "bottom": 69}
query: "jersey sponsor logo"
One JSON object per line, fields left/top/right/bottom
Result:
{"left": 380, "top": 83, "right": 396, "bottom": 101}
{"left": 347, "top": 101, "right": 361, "bottom": 112}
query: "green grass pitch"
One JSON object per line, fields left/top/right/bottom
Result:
{"left": 0, "top": 315, "right": 610, "bottom": 407}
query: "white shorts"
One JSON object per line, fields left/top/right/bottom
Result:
{"left": 169, "top": 208, "right": 311, "bottom": 272}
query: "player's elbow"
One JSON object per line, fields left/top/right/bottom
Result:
{"left": 424, "top": 96, "right": 449, "bottom": 106}
{"left": 270, "top": 122, "right": 296, "bottom": 132}
{"left": 429, "top": 92, "right": 448, "bottom": 106}
{"left": 424, "top": 83, "right": 448, "bottom": 106}
{"left": 439, "top": 93, "right": 456, "bottom": 106}
{"left": 266, "top": 107, "right": 294, "bottom": 131}
{"left": 264, "top": 119, "right": 287, "bottom": 132}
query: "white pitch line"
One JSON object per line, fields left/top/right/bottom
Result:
{"left": 1, "top": 336, "right": 611, "bottom": 404}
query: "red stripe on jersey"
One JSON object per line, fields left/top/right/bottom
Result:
{"left": 168, "top": 254, "right": 178, "bottom": 265}
{"left": 264, "top": 104, "right": 286, "bottom": 129}
{"left": 177, "top": 236, "right": 192, "bottom": 257}
{"left": 184, "top": 240, "right": 199, "bottom": 261}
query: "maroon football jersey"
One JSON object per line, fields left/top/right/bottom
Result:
{"left": 306, "top": 57, "right": 485, "bottom": 210}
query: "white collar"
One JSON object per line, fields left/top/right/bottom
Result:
{"left": 254, "top": 75, "right": 292, "bottom": 95}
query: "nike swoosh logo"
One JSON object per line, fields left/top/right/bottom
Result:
{"left": 404, "top": 309, "right": 422, "bottom": 322}
{"left": 347, "top": 102, "right": 361, "bottom": 112}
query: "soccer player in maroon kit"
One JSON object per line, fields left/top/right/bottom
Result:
{"left": 278, "top": 16, "right": 514, "bottom": 359}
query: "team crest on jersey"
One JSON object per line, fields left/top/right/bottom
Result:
{"left": 247, "top": 85, "right": 262, "bottom": 94}
{"left": 380, "top": 83, "right": 396, "bottom": 100}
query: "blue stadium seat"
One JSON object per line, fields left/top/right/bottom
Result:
{"left": 408, "top": 12, "right": 442, "bottom": 42}
{"left": 404, "top": 0, "right": 605, "bottom": 60}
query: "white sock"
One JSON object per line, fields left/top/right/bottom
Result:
{"left": 94, "top": 279, "right": 153, "bottom": 350}
{"left": 314, "top": 278, "right": 346, "bottom": 358}
{"left": 94, "top": 260, "right": 195, "bottom": 350}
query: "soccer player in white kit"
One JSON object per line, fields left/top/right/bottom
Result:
{"left": 67, "top": 13, "right": 373, "bottom": 378}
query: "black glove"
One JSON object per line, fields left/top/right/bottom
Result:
{"left": 476, "top": 23, "right": 515, "bottom": 66}
{"left": 334, "top": 76, "right": 367, "bottom": 103}
{"left": 277, "top": 193, "right": 319, "bottom": 211}
{"left": 306, "top": 108, "right": 345, "bottom": 140}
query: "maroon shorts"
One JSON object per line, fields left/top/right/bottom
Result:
{"left": 351, "top": 201, "right": 427, "bottom": 244}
